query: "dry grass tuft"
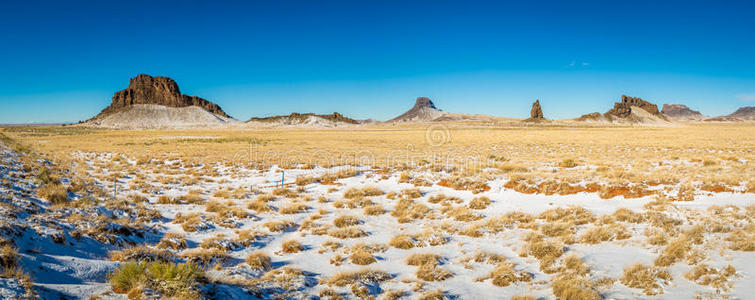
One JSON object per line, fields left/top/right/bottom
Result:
{"left": 684, "top": 264, "right": 736, "bottom": 292}
{"left": 389, "top": 235, "right": 415, "bottom": 249}
{"left": 363, "top": 204, "right": 385, "bottom": 215}
{"left": 478, "top": 261, "right": 532, "bottom": 287}
{"left": 38, "top": 183, "right": 68, "bottom": 205}
{"left": 406, "top": 253, "right": 442, "bottom": 266}
{"left": 326, "top": 269, "right": 391, "bottom": 286}
{"left": 620, "top": 263, "right": 672, "bottom": 296}
{"left": 263, "top": 220, "right": 295, "bottom": 232}
{"left": 578, "top": 224, "right": 631, "bottom": 244}
{"left": 328, "top": 227, "right": 368, "bottom": 239}
{"left": 551, "top": 274, "right": 601, "bottom": 300}
{"left": 245, "top": 251, "right": 272, "bottom": 271}
{"left": 281, "top": 240, "right": 304, "bottom": 253}
{"left": 520, "top": 234, "right": 565, "bottom": 273}
{"left": 349, "top": 250, "right": 377, "bottom": 265}
{"left": 279, "top": 203, "right": 309, "bottom": 214}
{"left": 468, "top": 196, "right": 491, "bottom": 209}
{"left": 344, "top": 186, "right": 384, "bottom": 199}
{"left": 109, "top": 246, "right": 175, "bottom": 262}
{"left": 333, "top": 215, "right": 360, "bottom": 228}
{"left": 416, "top": 263, "right": 453, "bottom": 281}
{"left": 180, "top": 248, "right": 230, "bottom": 267}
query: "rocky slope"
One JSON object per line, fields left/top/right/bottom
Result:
{"left": 661, "top": 104, "right": 705, "bottom": 120}
{"left": 389, "top": 97, "right": 446, "bottom": 122}
{"left": 88, "top": 104, "right": 235, "bottom": 129}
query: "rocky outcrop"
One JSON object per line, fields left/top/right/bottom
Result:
{"left": 606, "top": 95, "right": 661, "bottom": 118}
{"left": 95, "top": 74, "right": 230, "bottom": 119}
{"left": 530, "top": 100, "right": 544, "bottom": 119}
{"left": 726, "top": 106, "right": 755, "bottom": 119}
{"left": 661, "top": 104, "right": 705, "bottom": 120}
{"left": 389, "top": 97, "right": 446, "bottom": 122}
{"left": 576, "top": 95, "right": 670, "bottom": 124}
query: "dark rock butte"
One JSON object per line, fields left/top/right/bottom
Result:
{"left": 96, "top": 74, "right": 230, "bottom": 118}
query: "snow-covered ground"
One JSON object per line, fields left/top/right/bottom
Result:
{"left": 1, "top": 142, "right": 753, "bottom": 299}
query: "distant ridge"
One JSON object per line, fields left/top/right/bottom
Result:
{"left": 247, "top": 112, "right": 359, "bottom": 127}
{"left": 389, "top": 97, "right": 446, "bottom": 122}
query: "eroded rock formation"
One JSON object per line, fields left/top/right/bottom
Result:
{"left": 606, "top": 95, "right": 661, "bottom": 118}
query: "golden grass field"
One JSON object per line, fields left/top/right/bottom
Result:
{"left": 0, "top": 122, "right": 753, "bottom": 299}
{"left": 4, "top": 122, "right": 754, "bottom": 194}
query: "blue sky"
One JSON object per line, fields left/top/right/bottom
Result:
{"left": 1, "top": 0, "right": 754, "bottom": 123}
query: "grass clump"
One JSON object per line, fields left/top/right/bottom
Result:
{"left": 406, "top": 253, "right": 442, "bottom": 266}
{"left": 109, "top": 246, "right": 175, "bottom": 262}
{"left": 327, "top": 269, "right": 391, "bottom": 287}
{"left": 38, "top": 183, "right": 68, "bottom": 205}
{"left": 468, "top": 196, "right": 491, "bottom": 210}
{"left": 349, "top": 250, "right": 377, "bottom": 265}
{"left": 416, "top": 264, "right": 453, "bottom": 281}
{"left": 479, "top": 261, "right": 532, "bottom": 287}
{"left": 344, "top": 186, "right": 384, "bottom": 199}
{"left": 389, "top": 235, "right": 415, "bottom": 249}
{"left": 279, "top": 203, "right": 308, "bottom": 214}
{"left": 109, "top": 261, "right": 205, "bottom": 299}
{"left": 578, "top": 224, "right": 631, "bottom": 244}
{"left": 245, "top": 251, "right": 272, "bottom": 271}
{"left": 281, "top": 240, "right": 304, "bottom": 253}
{"left": 157, "top": 233, "right": 187, "bottom": 250}
{"left": 620, "top": 263, "right": 672, "bottom": 296}
{"left": 684, "top": 264, "right": 736, "bottom": 292}
{"left": 520, "top": 234, "right": 565, "bottom": 273}
{"left": 328, "top": 227, "right": 368, "bottom": 239}
{"left": 558, "top": 159, "right": 578, "bottom": 168}
{"left": 363, "top": 204, "right": 385, "bottom": 215}
{"left": 333, "top": 215, "right": 360, "bottom": 228}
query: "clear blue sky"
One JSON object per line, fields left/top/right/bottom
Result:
{"left": 1, "top": 0, "right": 754, "bottom": 123}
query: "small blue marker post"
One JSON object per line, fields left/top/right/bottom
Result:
{"left": 281, "top": 171, "right": 285, "bottom": 187}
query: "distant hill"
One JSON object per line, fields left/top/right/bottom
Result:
{"left": 661, "top": 104, "right": 705, "bottom": 120}
{"left": 389, "top": 97, "right": 446, "bottom": 122}
{"left": 85, "top": 74, "right": 235, "bottom": 128}
{"left": 726, "top": 106, "right": 755, "bottom": 119}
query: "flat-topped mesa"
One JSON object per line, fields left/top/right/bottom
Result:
{"left": 606, "top": 95, "right": 661, "bottom": 118}
{"left": 99, "top": 74, "right": 230, "bottom": 118}
{"left": 530, "top": 99, "right": 544, "bottom": 119}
